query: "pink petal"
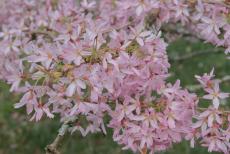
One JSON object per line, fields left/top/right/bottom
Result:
{"left": 168, "top": 117, "right": 176, "bottom": 129}
{"left": 208, "top": 140, "right": 215, "bottom": 152}
{"left": 126, "top": 105, "right": 136, "bottom": 115}
{"left": 43, "top": 107, "right": 54, "bottom": 118}
{"left": 117, "top": 111, "right": 125, "bottom": 122}
{"left": 26, "top": 103, "right": 33, "bottom": 114}
{"left": 139, "top": 31, "right": 151, "bottom": 37}
{"left": 35, "top": 108, "right": 43, "bottom": 121}
{"left": 136, "top": 37, "right": 144, "bottom": 46}
{"left": 203, "top": 94, "right": 213, "bottom": 100}
{"left": 192, "top": 120, "right": 203, "bottom": 128}
{"left": 219, "top": 92, "right": 229, "bottom": 99}
{"left": 66, "top": 82, "right": 77, "bottom": 97}
{"left": 136, "top": 5, "right": 143, "bottom": 16}
{"left": 208, "top": 114, "right": 214, "bottom": 127}
{"left": 213, "top": 97, "right": 219, "bottom": 109}
{"left": 76, "top": 79, "right": 86, "bottom": 89}
{"left": 214, "top": 82, "right": 220, "bottom": 92}
{"left": 216, "top": 140, "right": 227, "bottom": 153}
{"left": 14, "top": 101, "right": 26, "bottom": 108}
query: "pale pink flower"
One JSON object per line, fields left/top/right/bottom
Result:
{"left": 30, "top": 102, "right": 54, "bottom": 121}
{"left": 6, "top": 61, "right": 24, "bottom": 92}
{"left": 0, "top": 39, "right": 21, "bottom": 55}
{"left": 192, "top": 0, "right": 204, "bottom": 21}
{"left": 81, "top": 0, "right": 96, "bottom": 10}
{"left": 139, "top": 127, "right": 154, "bottom": 149}
{"left": 200, "top": 16, "right": 226, "bottom": 36}
{"left": 195, "top": 68, "right": 214, "bottom": 88}
{"left": 142, "top": 109, "right": 161, "bottom": 129}
{"left": 0, "top": 26, "right": 13, "bottom": 40}
{"left": 14, "top": 87, "right": 37, "bottom": 114}
{"left": 115, "top": 103, "right": 136, "bottom": 122}
{"left": 129, "top": 24, "right": 152, "bottom": 46}
{"left": 66, "top": 79, "right": 86, "bottom": 97}
{"left": 27, "top": 45, "right": 57, "bottom": 69}
{"left": 203, "top": 82, "right": 229, "bottom": 108}
{"left": 70, "top": 101, "right": 97, "bottom": 115}
{"left": 62, "top": 42, "right": 91, "bottom": 66}
{"left": 135, "top": 0, "right": 159, "bottom": 16}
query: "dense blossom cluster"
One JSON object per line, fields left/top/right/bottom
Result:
{"left": 0, "top": 0, "right": 229, "bottom": 153}
{"left": 187, "top": 70, "right": 230, "bottom": 154}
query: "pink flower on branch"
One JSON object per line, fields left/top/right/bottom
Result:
{"left": 203, "top": 82, "right": 229, "bottom": 109}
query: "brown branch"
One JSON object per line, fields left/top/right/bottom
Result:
{"left": 45, "top": 117, "right": 77, "bottom": 154}
{"left": 141, "top": 146, "right": 147, "bottom": 154}
{"left": 45, "top": 121, "right": 69, "bottom": 154}
{"left": 45, "top": 134, "right": 63, "bottom": 154}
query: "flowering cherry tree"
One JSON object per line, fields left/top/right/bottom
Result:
{"left": 0, "top": 0, "right": 230, "bottom": 154}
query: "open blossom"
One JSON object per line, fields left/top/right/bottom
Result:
{"left": 192, "top": 0, "right": 204, "bottom": 21}
{"left": 203, "top": 82, "right": 229, "bottom": 109}
{"left": 0, "top": 39, "right": 21, "bottom": 55}
{"left": 80, "top": 0, "right": 96, "bottom": 10}
{"left": 195, "top": 68, "right": 215, "bottom": 89}
{"left": 171, "top": 1, "right": 189, "bottom": 24}
{"left": 5, "top": 61, "right": 24, "bottom": 92}
{"left": 62, "top": 42, "right": 91, "bottom": 66}
{"left": 200, "top": 16, "right": 225, "bottom": 36}
{"left": 65, "top": 79, "right": 86, "bottom": 97}
{"left": 129, "top": 24, "right": 152, "bottom": 46}
{"left": 135, "top": 0, "right": 159, "bottom": 16}
{"left": 30, "top": 102, "right": 54, "bottom": 121}
{"left": 14, "top": 83, "right": 38, "bottom": 114}
{"left": 0, "top": 26, "right": 14, "bottom": 40}
{"left": 27, "top": 44, "right": 57, "bottom": 69}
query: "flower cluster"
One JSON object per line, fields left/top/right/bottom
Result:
{"left": 0, "top": 0, "right": 230, "bottom": 153}
{"left": 109, "top": 80, "right": 197, "bottom": 153}
{"left": 187, "top": 70, "right": 230, "bottom": 154}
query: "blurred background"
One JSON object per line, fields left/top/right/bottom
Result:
{"left": 0, "top": 38, "right": 229, "bottom": 154}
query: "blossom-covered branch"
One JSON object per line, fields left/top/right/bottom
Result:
{"left": 0, "top": 0, "right": 230, "bottom": 153}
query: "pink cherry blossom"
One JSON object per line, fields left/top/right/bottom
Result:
{"left": 203, "top": 82, "right": 229, "bottom": 108}
{"left": 129, "top": 24, "right": 152, "bottom": 46}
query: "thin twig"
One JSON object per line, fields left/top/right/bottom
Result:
{"left": 170, "top": 49, "right": 222, "bottom": 62}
